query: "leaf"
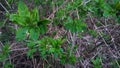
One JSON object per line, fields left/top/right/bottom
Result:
{"left": 115, "top": 1, "right": 120, "bottom": 10}
{"left": 69, "top": 55, "right": 76, "bottom": 64}
{"left": 36, "top": 19, "right": 50, "bottom": 34}
{"left": 27, "top": 49, "right": 36, "bottom": 58}
{"left": 27, "top": 41, "right": 36, "bottom": 48}
{"left": 103, "top": 11, "right": 109, "bottom": 17}
{"left": 29, "top": 29, "right": 39, "bottom": 40}
{"left": 0, "top": 21, "right": 4, "bottom": 27}
{"left": 4, "top": 61, "right": 13, "bottom": 68}
{"left": 64, "top": 18, "right": 86, "bottom": 33}
{"left": 10, "top": 13, "right": 29, "bottom": 26}
{"left": 91, "top": 57, "right": 102, "bottom": 68}
{"left": 16, "top": 27, "right": 28, "bottom": 41}
{"left": 30, "top": 8, "right": 39, "bottom": 23}
{"left": 18, "top": 1, "right": 30, "bottom": 17}
{"left": 0, "top": 44, "right": 10, "bottom": 61}
{"left": 49, "top": 48, "right": 55, "bottom": 53}
{"left": 37, "top": 19, "right": 50, "bottom": 26}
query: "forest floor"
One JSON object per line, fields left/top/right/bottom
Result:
{"left": 0, "top": 0, "right": 120, "bottom": 68}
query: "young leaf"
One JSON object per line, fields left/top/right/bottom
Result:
{"left": 18, "top": 1, "right": 30, "bottom": 17}
{"left": 37, "top": 19, "right": 50, "bottom": 26}
{"left": 29, "top": 29, "right": 39, "bottom": 40}
{"left": 27, "top": 49, "right": 36, "bottom": 58}
{"left": 31, "top": 8, "right": 39, "bottom": 23}
{"left": 37, "top": 19, "right": 50, "bottom": 34}
{"left": 0, "top": 44, "right": 10, "bottom": 61}
{"left": 16, "top": 27, "right": 28, "bottom": 41}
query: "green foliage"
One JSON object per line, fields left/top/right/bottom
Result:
{"left": 0, "top": 21, "right": 4, "bottom": 27}
{"left": 0, "top": 44, "right": 10, "bottom": 61}
{"left": 4, "top": 61, "right": 13, "bottom": 68}
{"left": 91, "top": 57, "right": 102, "bottom": 68}
{"left": 37, "top": 37, "right": 76, "bottom": 64}
{"left": 27, "top": 48, "right": 37, "bottom": 58}
{"left": 88, "top": 30, "right": 98, "bottom": 37}
{"left": 38, "top": 37, "right": 64, "bottom": 59}
{"left": 26, "top": 40, "right": 37, "bottom": 58}
{"left": 64, "top": 17, "right": 86, "bottom": 33}
{"left": 9, "top": 1, "right": 50, "bottom": 35}
{"left": 25, "top": 36, "right": 76, "bottom": 64}
{"left": 15, "top": 27, "right": 28, "bottom": 41}
{"left": 60, "top": 49, "right": 76, "bottom": 64}
{"left": 111, "top": 59, "right": 120, "bottom": 68}
{"left": 0, "top": 43, "right": 13, "bottom": 68}
{"left": 29, "top": 29, "right": 39, "bottom": 41}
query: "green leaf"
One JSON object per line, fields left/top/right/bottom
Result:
{"left": 10, "top": 14, "right": 29, "bottom": 26}
{"left": 27, "top": 49, "right": 36, "bottom": 58}
{"left": 36, "top": 19, "right": 50, "bottom": 34}
{"left": 0, "top": 44, "right": 10, "bottom": 61}
{"left": 91, "top": 57, "right": 102, "bottom": 68}
{"left": 31, "top": 8, "right": 39, "bottom": 23}
{"left": 4, "top": 61, "right": 13, "bottom": 68}
{"left": 49, "top": 48, "right": 55, "bottom": 53}
{"left": 64, "top": 18, "right": 86, "bottom": 33}
{"left": 69, "top": 55, "right": 76, "bottom": 64}
{"left": 88, "top": 30, "right": 97, "bottom": 37}
{"left": 16, "top": 27, "right": 28, "bottom": 41}
{"left": 27, "top": 41, "right": 36, "bottom": 48}
{"left": 37, "top": 19, "right": 50, "bottom": 26}
{"left": 18, "top": 1, "right": 30, "bottom": 17}
{"left": 115, "top": 1, "right": 120, "bottom": 10}
{"left": 29, "top": 29, "right": 39, "bottom": 40}
{"left": 0, "top": 21, "right": 4, "bottom": 27}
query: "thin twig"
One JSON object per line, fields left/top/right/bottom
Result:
{"left": 10, "top": 48, "right": 28, "bottom": 52}
{"left": 5, "top": 0, "right": 11, "bottom": 9}
{"left": 0, "top": 2, "right": 9, "bottom": 13}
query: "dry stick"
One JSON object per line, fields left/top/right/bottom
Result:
{"left": 0, "top": 41, "right": 4, "bottom": 51}
{"left": 5, "top": 0, "right": 11, "bottom": 9}
{"left": 89, "top": 15, "right": 120, "bottom": 68}
{"left": 7, "top": 52, "right": 26, "bottom": 59}
{"left": 70, "top": 31, "right": 76, "bottom": 56}
{"left": 32, "top": 57, "right": 36, "bottom": 68}
{"left": 10, "top": 48, "right": 28, "bottom": 52}
{"left": 0, "top": 2, "right": 9, "bottom": 13}
{"left": 91, "top": 47, "right": 102, "bottom": 59}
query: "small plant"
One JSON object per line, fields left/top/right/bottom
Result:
{"left": 64, "top": 17, "right": 86, "bottom": 33}
{"left": 38, "top": 37, "right": 64, "bottom": 59}
{"left": 9, "top": 1, "right": 76, "bottom": 66}
{"left": 91, "top": 57, "right": 102, "bottom": 68}
{"left": 0, "top": 43, "right": 13, "bottom": 68}
{"left": 4, "top": 61, "right": 13, "bottom": 68}
{"left": 9, "top": 1, "right": 50, "bottom": 41}
{"left": 0, "top": 44, "right": 10, "bottom": 61}
{"left": 33, "top": 36, "right": 76, "bottom": 64}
